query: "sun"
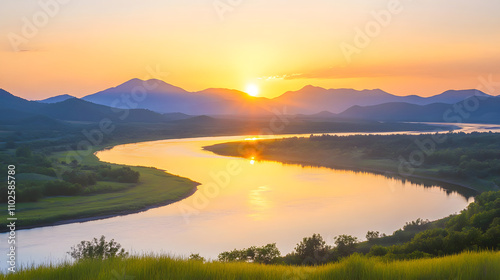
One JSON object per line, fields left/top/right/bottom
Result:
{"left": 245, "top": 84, "right": 260, "bottom": 97}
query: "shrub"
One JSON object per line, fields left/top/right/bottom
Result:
{"left": 68, "top": 235, "right": 128, "bottom": 261}
{"left": 44, "top": 180, "right": 82, "bottom": 196}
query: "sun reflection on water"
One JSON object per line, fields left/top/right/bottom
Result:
{"left": 248, "top": 185, "right": 272, "bottom": 220}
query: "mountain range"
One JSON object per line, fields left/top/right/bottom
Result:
{"left": 339, "top": 97, "right": 500, "bottom": 123}
{"left": 81, "top": 78, "right": 270, "bottom": 115}
{"left": 0, "top": 88, "right": 189, "bottom": 124}
{"left": 79, "top": 79, "right": 493, "bottom": 115}
{"left": 2, "top": 78, "right": 499, "bottom": 124}
{"left": 272, "top": 87, "right": 491, "bottom": 114}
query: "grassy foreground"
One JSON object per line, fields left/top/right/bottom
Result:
{"left": 0, "top": 149, "right": 198, "bottom": 230}
{"left": 2, "top": 251, "right": 498, "bottom": 280}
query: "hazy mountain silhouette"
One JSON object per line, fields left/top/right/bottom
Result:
{"left": 339, "top": 96, "right": 500, "bottom": 123}
{"left": 36, "top": 98, "right": 170, "bottom": 122}
{"left": 80, "top": 80, "right": 491, "bottom": 115}
{"left": 82, "top": 79, "right": 270, "bottom": 115}
{"left": 4, "top": 80, "right": 498, "bottom": 122}
{"left": 37, "top": 94, "right": 76, "bottom": 103}
{"left": 0, "top": 90, "right": 187, "bottom": 123}
{"left": 271, "top": 86, "right": 491, "bottom": 114}
{"left": 0, "top": 88, "right": 44, "bottom": 112}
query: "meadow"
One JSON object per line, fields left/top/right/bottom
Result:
{"left": 1, "top": 251, "right": 498, "bottom": 280}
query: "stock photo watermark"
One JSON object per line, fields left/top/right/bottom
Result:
{"left": 6, "top": 165, "right": 17, "bottom": 273}
{"left": 213, "top": 0, "right": 243, "bottom": 21}
{"left": 340, "top": 0, "right": 413, "bottom": 63}
{"left": 7, "top": 0, "right": 72, "bottom": 52}
{"left": 398, "top": 74, "right": 500, "bottom": 178}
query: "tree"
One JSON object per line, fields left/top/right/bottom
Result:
{"left": 334, "top": 235, "right": 358, "bottom": 257}
{"left": 254, "top": 243, "right": 281, "bottom": 264}
{"left": 217, "top": 249, "right": 248, "bottom": 262}
{"left": 366, "top": 231, "right": 380, "bottom": 242}
{"left": 189, "top": 253, "right": 205, "bottom": 262}
{"left": 217, "top": 244, "right": 280, "bottom": 264}
{"left": 294, "top": 234, "right": 330, "bottom": 265}
{"left": 368, "top": 245, "right": 388, "bottom": 256}
{"left": 68, "top": 235, "right": 128, "bottom": 261}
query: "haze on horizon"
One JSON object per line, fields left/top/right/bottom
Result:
{"left": 0, "top": 0, "right": 499, "bottom": 100}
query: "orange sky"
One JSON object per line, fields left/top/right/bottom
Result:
{"left": 1, "top": 0, "right": 499, "bottom": 99}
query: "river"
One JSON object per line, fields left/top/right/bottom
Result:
{"left": 2, "top": 123, "right": 499, "bottom": 270}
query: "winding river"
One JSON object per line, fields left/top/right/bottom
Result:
{"left": 2, "top": 123, "right": 500, "bottom": 270}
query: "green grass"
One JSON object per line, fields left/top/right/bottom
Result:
{"left": 1, "top": 251, "right": 498, "bottom": 280}
{"left": 16, "top": 173, "right": 57, "bottom": 181}
{"left": 0, "top": 150, "right": 198, "bottom": 230}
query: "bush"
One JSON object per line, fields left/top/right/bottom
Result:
{"left": 98, "top": 166, "right": 140, "bottom": 183}
{"left": 218, "top": 243, "right": 281, "bottom": 264}
{"left": 44, "top": 180, "right": 82, "bottom": 196}
{"left": 334, "top": 235, "right": 359, "bottom": 257}
{"left": 294, "top": 234, "right": 331, "bottom": 265}
{"left": 68, "top": 235, "right": 128, "bottom": 261}
{"left": 368, "top": 245, "right": 388, "bottom": 256}
{"left": 62, "top": 170, "right": 97, "bottom": 187}
{"left": 189, "top": 253, "right": 205, "bottom": 262}
{"left": 18, "top": 186, "right": 44, "bottom": 202}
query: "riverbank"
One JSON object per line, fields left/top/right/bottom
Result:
{"left": 204, "top": 133, "right": 500, "bottom": 194}
{"left": 0, "top": 147, "right": 199, "bottom": 232}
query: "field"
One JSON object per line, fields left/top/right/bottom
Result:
{"left": 1, "top": 251, "right": 498, "bottom": 280}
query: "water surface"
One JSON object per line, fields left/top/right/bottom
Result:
{"left": 3, "top": 123, "right": 499, "bottom": 270}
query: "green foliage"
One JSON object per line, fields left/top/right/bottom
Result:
{"left": 334, "top": 235, "right": 359, "bottom": 257}
{"left": 218, "top": 243, "right": 281, "bottom": 264}
{"left": 368, "top": 245, "right": 388, "bottom": 256}
{"left": 189, "top": 253, "right": 205, "bottom": 262}
{"left": 254, "top": 243, "right": 281, "bottom": 264}
{"left": 293, "top": 234, "right": 331, "bottom": 265}
{"left": 62, "top": 170, "right": 97, "bottom": 187}
{"left": 2, "top": 251, "right": 499, "bottom": 280}
{"left": 15, "top": 145, "right": 32, "bottom": 157}
{"left": 376, "top": 191, "right": 500, "bottom": 260}
{"left": 403, "top": 218, "right": 430, "bottom": 231}
{"left": 44, "top": 180, "right": 82, "bottom": 196}
{"left": 17, "top": 186, "right": 44, "bottom": 202}
{"left": 97, "top": 166, "right": 140, "bottom": 183}
{"left": 366, "top": 231, "right": 380, "bottom": 242}
{"left": 68, "top": 235, "right": 128, "bottom": 261}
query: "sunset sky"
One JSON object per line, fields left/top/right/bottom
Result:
{"left": 1, "top": 0, "right": 499, "bottom": 100}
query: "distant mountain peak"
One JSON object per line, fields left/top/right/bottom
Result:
{"left": 302, "top": 85, "right": 325, "bottom": 91}
{"left": 38, "top": 94, "right": 76, "bottom": 103}
{"left": 439, "top": 89, "right": 489, "bottom": 96}
{"left": 0, "top": 88, "right": 13, "bottom": 96}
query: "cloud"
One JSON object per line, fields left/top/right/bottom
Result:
{"left": 258, "top": 73, "right": 303, "bottom": 81}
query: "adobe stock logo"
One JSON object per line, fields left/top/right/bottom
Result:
{"left": 7, "top": 0, "right": 71, "bottom": 52}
